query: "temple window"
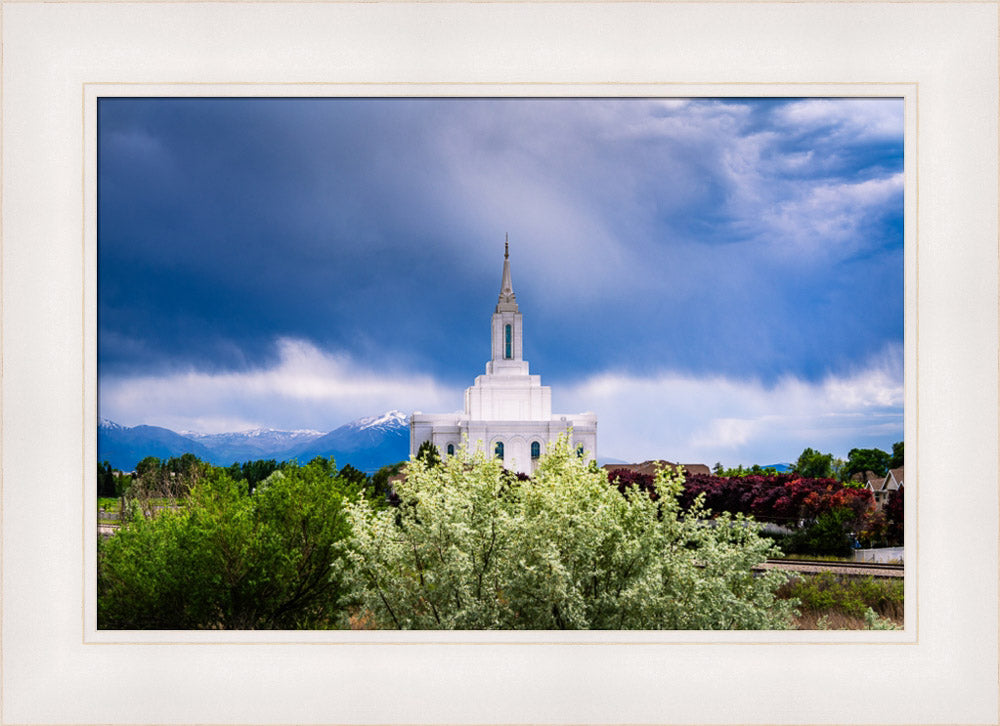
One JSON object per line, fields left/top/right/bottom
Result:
{"left": 495, "top": 441, "right": 505, "bottom": 459}
{"left": 531, "top": 441, "right": 541, "bottom": 459}
{"left": 505, "top": 324, "right": 512, "bottom": 359}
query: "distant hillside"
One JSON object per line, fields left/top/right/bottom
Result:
{"left": 98, "top": 419, "right": 215, "bottom": 471}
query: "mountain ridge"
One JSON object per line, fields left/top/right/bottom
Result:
{"left": 98, "top": 412, "right": 411, "bottom": 473}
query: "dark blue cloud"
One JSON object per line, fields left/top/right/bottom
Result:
{"left": 98, "top": 97, "right": 904, "bottom": 398}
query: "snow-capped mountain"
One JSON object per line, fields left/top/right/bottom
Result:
{"left": 184, "top": 428, "right": 323, "bottom": 464}
{"left": 97, "top": 412, "right": 411, "bottom": 473}
{"left": 284, "top": 410, "right": 409, "bottom": 472}
{"left": 98, "top": 419, "right": 216, "bottom": 471}
{"left": 343, "top": 410, "right": 408, "bottom": 432}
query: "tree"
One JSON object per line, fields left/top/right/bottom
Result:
{"left": 889, "top": 441, "right": 904, "bottom": 469}
{"left": 98, "top": 458, "right": 357, "bottom": 629}
{"left": 346, "top": 436, "right": 796, "bottom": 630}
{"left": 885, "top": 485, "right": 904, "bottom": 544}
{"left": 415, "top": 440, "right": 442, "bottom": 468}
{"left": 679, "top": 470, "right": 874, "bottom": 538}
{"left": 241, "top": 459, "right": 279, "bottom": 490}
{"left": 97, "top": 461, "right": 117, "bottom": 498}
{"left": 793, "top": 448, "right": 834, "bottom": 479}
{"left": 783, "top": 508, "right": 855, "bottom": 557}
{"left": 843, "top": 447, "right": 890, "bottom": 481}
{"left": 338, "top": 463, "right": 369, "bottom": 488}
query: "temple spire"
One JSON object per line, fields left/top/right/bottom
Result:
{"left": 497, "top": 235, "right": 517, "bottom": 311}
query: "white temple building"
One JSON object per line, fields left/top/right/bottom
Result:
{"left": 410, "top": 240, "right": 597, "bottom": 475}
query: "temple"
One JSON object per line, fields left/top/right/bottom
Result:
{"left": 410, "top": 239, "right": 597, "bottom": 474}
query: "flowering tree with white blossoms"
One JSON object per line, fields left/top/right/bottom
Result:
{"left": 346, "top": 435, "right": 797, "bottom": 630}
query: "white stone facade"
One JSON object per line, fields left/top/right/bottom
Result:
{"left": 410, "top": 241, "right": 597, "bottom": 475}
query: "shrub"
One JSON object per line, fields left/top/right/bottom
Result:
{"left": 98, "top": 458, "right": 358, "bottom": 629}
{"left": 781, "top": 571, "right": 903, "bottom": 620}
{"left": 346, "top": 436, "right": 796, "bottom": 630}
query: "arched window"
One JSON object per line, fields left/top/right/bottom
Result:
{"left": 495, "top": 441, "right": 504, "bottom": 460}
{"left": 504, "top": 324, "right": 512, "bottom": 359}
{"left": 447, "top": 443, "right": 455, "bottom": 456}
{"left": 576, "top": 443, "right": 585, "bottom": 458}
{"left": 531, "top": 441, "right": 541, "bottom": 459}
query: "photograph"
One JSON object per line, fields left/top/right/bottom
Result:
{"left": 2, "top": 0, "right": 997, "bottom": 722}
{"left": 96, "top": 97, "right": 905, "bottom": 631}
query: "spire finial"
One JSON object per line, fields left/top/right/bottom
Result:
{"left": 497, "top": 233, "right": 517, "bottom": 310}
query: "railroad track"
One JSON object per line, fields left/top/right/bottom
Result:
{"left": 759, "top": 558, "right": 904, "bottom": 578}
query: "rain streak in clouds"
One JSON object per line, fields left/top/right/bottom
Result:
{"left": 98, "top": 98, "right": 904, "bottom": 465}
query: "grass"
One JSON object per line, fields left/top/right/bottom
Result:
{"left": 778, "top": 571, "right": 904, "bottom": 630}
{"left": 98, "top": 496, "right": 183, "bottom": 519}
{"left": 98, "top": 497, "right": 121, "bottom": 512}
{"left": 770, "top": 553, "right": 854, "bottom": 562}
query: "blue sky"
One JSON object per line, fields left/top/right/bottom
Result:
{"left": 98, "top": 97, "right": 904, "bottom": 466}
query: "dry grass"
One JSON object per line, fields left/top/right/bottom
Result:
{"left": 793, "top": 609, "right": 903, "bottom": 630}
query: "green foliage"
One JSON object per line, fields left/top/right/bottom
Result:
{"left": 338, "top": 464, "right": 369, "bottom": 487}
{"left": 864, "top": 607, "right": 901, "bottom": 630}
{"left": 98, "top": 458, "right": 357, "bottom": 629}
{"left": 304, "top": 455, "right": 336, "bottom": 475}
{"left": 415, "top": 440, "right": 442, "bottom": 468}
{"left": 781, "top": 508, "right": 855, "bottom": 557}
{"left": 346, "top": 436, "right": 796, "bottom": 630}
{"left": 370, "top": 461, "right": 405, "bottom": 503}
{"left": 125, "top": 454, "right": 210, "bottom": 516}
{"left": 784, "top": 571, "right": 903, "bottom": 620}
{"left": 713, "top": 463, "right": 780, "bottom": 478}
{"left": 793, "top": 448, "right": 834, "bottom": 479}
{"left": 888, "top": 441, "right": 904, "bottom": 469}
{"left": 225, "top": 459, "right": 279, "bottom": 491}
{"left": 97, "top": 461, "right": 116, "bottom": 498}
{"left": 843, "top": 447, "right": 890, "bottom": 481}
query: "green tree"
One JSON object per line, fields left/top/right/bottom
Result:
{"left": 97, "top": 461, "right": 116, "bottom": 498}
{"left": 843, "top": 447, "right": 890, "bottom": 481}
{"left": 346, "top": 436, "right": 796, "bottom": 630}
{"left": 888, "top": 441, "right": 904, "bottom": 469}
{"left": 370, "top": 461, "right": 405, "bottom": 503}
{"left": 415, "top": 440, "right": 442, "bottom": 468}
{"left": 793, "top": 448, "right": 834, "bottom": 479}
{"left": 236, "top": 458, "right": 279, "bottom": 491}
{"left": 783, "top": 508, "right": 855, "bottom": 557}
{"left": 98, "top": 458, "right": 357, "bottom": 629}
{"left": 134, "top": 456, "right": 161, "bottom": 478}
{"left": 338, "top": 463, "right": 369, "bottom": 488}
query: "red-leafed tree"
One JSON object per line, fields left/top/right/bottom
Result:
{"left": 885, "top": 485, "right": 904, "bottom": 544}
{"left": 673, "top": 471, "right": 873, "bottom": 527}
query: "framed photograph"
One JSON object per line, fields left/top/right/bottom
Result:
{"left": 2, "top": 1, "right": 997, "bottom": 724}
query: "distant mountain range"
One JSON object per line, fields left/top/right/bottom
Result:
{"left": 98, "top": 412, "right": 795, "bottom": 477}
{"left": 98, "top": 411, "right": 410, "bottom": 473}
